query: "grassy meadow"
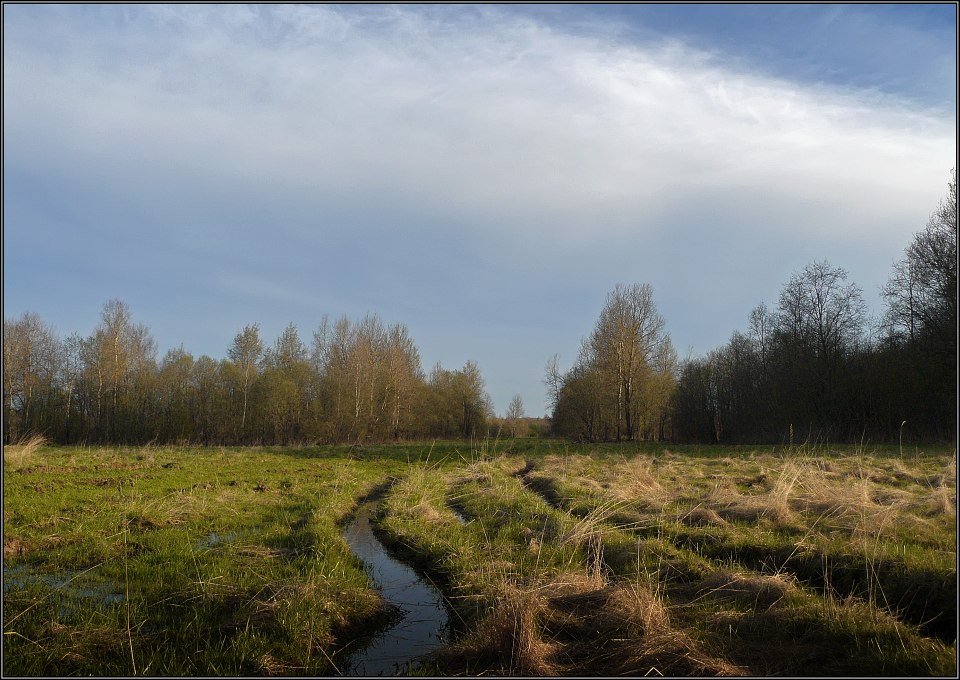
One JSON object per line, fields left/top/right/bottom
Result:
{"left": 2, "top": 437, "right": 956, "bottom": 676}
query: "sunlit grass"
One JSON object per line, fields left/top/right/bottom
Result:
{"left": 3, "top": 440, "right": 955, "bottom": 676}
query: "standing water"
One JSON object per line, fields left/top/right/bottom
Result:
{"left": 340, "top": 501, "right": 450, "bottom": 676}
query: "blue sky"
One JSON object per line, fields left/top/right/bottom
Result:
{"left": 4, "top": 3, "right": 956, "bottom": 417}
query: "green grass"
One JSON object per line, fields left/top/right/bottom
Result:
{"left": 3, "top": 440, "right": 956, "bottom": 676}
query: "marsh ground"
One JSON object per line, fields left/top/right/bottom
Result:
{"left": 2, "top": 438, "right": 956, "bottom": 676}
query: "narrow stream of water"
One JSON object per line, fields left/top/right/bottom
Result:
{"left": 340, "top": 501, "right": 450, "bottom": 676}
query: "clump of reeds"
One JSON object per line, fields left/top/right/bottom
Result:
{"left": 4, "top": 434, "right": 47, "bottom": 468}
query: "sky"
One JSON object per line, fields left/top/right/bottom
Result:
{"left": 4, "top": 3, "right": 956, "bottom": 417}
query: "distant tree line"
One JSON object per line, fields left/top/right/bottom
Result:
{"left": 3, "top": 307, "right": 496, "bottom": 446}
{"left": 5, "top": 173, "right": 955, "bottom": 447}
{"left": 548, "top": 171, "right": 956, "bottom": 444}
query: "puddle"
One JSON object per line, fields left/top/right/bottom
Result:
{"left": 3, "top": 563, "right": 124, "bottom": 615}
{"left": 449, "top": 506, "right": 469, "bottom": 525}
{"left": 199, "top": 530, "right": 238, "bottom": 549}
{"left": 341, "top": 501, "right": 450, "bottom": 676}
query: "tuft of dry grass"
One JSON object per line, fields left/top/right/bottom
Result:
{"left": 437, "top": 572, "right": 744, "bottom": 677}
{"left": 435, "top": 582, "right": 559, "bottom": 676}
{"left": 606, "top": 455, "right": 666, "bottom": 503}
{"left": 560, "top": 499, "right": 628, "bottom": 549}
{"left": 409, "top": 500, "right": 444, "bottom": 523}
{"left": 708, "top": 464, "right": 800, "bottom": 527}
{"left": 609, "top": 582, "right": 744, "bottom": 677}
{"left": 4, "top": 535, "right": 25, "bottom": 558}
{"left": 927, "top": 484, "right": 956, "bottom": 518}
{"left": 4, "top": 434, "right": 47, "bottom": 468}
{"left": 942, "top": 455, "right": 957, "bottom": 486}
{"left": 793, "top": 466, "right": 875, "bottom": 514}
{"left": 256, "top": 652, "right": 288, "bottom": 676}
{"left": 680, "top": 506, "right": 728, "bottom": 528}
{"left": 543, "top": 579, "right": 744, "bottom": 676}
{"left": 694, "top": 570, "right": 796, "bottom": 610}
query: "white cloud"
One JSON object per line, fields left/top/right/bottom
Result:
{"left": 5, "top": 4, "right": 952, "bottom": 259}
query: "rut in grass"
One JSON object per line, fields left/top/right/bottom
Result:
{"left": 339, "top": 492, "right": 452, "bottom": 676}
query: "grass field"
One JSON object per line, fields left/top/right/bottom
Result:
{"left": 2, "top": 438, "right": 956, "bottom": 676}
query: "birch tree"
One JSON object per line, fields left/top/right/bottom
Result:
{"left": 226, "top": 323, "right": 264, "bottom": 439}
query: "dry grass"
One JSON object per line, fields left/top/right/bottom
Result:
{"left": 256, "top": 653, "right": 288, "bottom": 676}
{"left": 435, "top": 570, "right": 744, "bottom": 677}
{"left": 542, "top": 577, "right": 744, "bottom": 676}
{"left": 794, "top": 465, "right": 873, "bottom": 513}
{"left": 559, "top": 499, "right": 629, "bottom": 548}
{"left": 694, "top": 570, "right": 796, "bottom": 610}
{"left": 927, "top": 484, "right": 956, "bottom": 518}
{"left": 435, "top": 582, "right": 559, "bottom": 676}
{"left": 605, "top": 455, "right": 666, "bottom": 503}
{"left": 409, "top": 500, "right": 445, "bottom": 523}
{"left": 707, "top": 464, "right": 800, "bottom": 526}
{"left": 942, "top": 455, "right": 957, "bottom": 486}
{"left": 4, "top": 535, "right": 25, "bottom": 557}
{"left": 608, "top": 583, "right": 744, "bottom": 677}
{"left": 4, "top": 434, "right": 47, "bottom": 468}
{"left": 680, "top": 506, "right": 728, "bottom": 527}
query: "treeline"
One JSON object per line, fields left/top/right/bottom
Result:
{"left": 548, "top": 171, "right": 956, "bottom": 444}
{"left": 3, "top": 307, "right": 495, "bottom": 445}
{"left": 5, "top": 173, "right": 956, "bottom": 447}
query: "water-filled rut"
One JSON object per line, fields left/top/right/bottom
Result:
{"left": 340, "top": 500, "right": 450, "bottom": 676}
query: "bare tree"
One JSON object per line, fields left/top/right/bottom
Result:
{"left": 3, "top": 312, "right": 60, "bottom": 442}
{"left": 748, "top": 303, "right": 772, "bottom": 365}
{"left": 505, "top": 394, "right": 525, "bottom": 437}
{"left": 83, "top": 300, "right": 156, "bottom": 442}
{"left": 543, "top": 354, "right": 563, "bottom": 414}
{"left": 588, "top": 283, "right": 667, "bottom": 440}
{"left": 776, "top": 261, "right": 865, "bottom": 364}
{"left": 549, "top": 284, "right": 673, "bottom": 442}
{"left": 884, "top": 169, "right": 957, "bottom": 351}
{"left": 227, "top": 323, "right": 264, "bottom": 437}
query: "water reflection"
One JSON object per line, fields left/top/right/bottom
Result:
{"left": 3, "top": 563, "right": 124, "bottom": 616}
{"left": 341, "top": 501, "right": 450, "bottom": 676}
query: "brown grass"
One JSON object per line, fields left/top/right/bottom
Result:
{"left": 708, "top": 464, "right": 799, "bottom": 527}
{"left": 256, "top": 653, "right": 287, "bottom": 676}
{"left": 559, "top": 498, "right": 628, "bottom": 547}
{"left": 4, "top": 535, "right": 25, "bottom": 558}
{"left": 4, "top": 434, "right": 47, "bottom": 468}
{"left": 680, "top": 506, "right": 728, "bottom": 527}
{"left": 611, "top": 591, "right": 743, "bottom": 676}
{"left": 409, "top": 500, "right": 444, "bottom": 523}
{"left": 605, "top": 455, "right": 667, "bottom": 504}
{"left": 694, "top": 570, "right": 796, "bottom": 610}
{"left": 542, "top": 578, "right": 744, "bottom": 676}
{"left": 433, "top": 571, "right": 745, "bottom": 677}
{"left": 927, "top": 484, "right": 956, "bottom": 518}
{"left": 435, "top": 582, "right": 559, "bottom": 676}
